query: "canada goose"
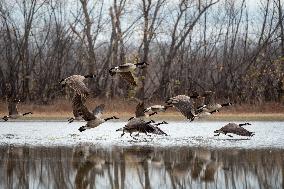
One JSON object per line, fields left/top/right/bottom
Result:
{"left": 109, "top": 62, "right": 148, "bottom": 86}
{"left": 196, "top": 91, "right": 232, "bottom": 112}
{"left": 144, "top": 105, "right": 173, "bottom": 116}
{"left": 68, "top": 93, "right": 86, "bottom": 123}
{"left": 74, "top": 98, "right": 119, "bottom": 132}
{"left": 194, "top": 109, "right": 219, "bottom": 119}
{"left": 214, "top": 123, "right": 254, "bottom": 137}
{"left": 116, "top": 102, "right": 168, "bottom": 138}
{"left": 59, "top": 74, "right": 95, "bottom": 97}
{"left": 116, "top": 119, "right": 168, "bottom": 139}
{"left": 166, "top": 95, "right": 199, "bottom": 121}
{"left": 2, "top": 99, "right": 32, "bottom": 121}
{"left": 109, "top": 62, "right": 148, "bottom": 74}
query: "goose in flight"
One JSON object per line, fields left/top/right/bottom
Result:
{"left": 214, "top": 123, "right": 254, "bottom": 137}
{"left": 72, "top": 95, "right": 119, "bottom": 132}
{"left": 144, "top": 104, "right": 173, "bottom": 116}
{"left": 2, "top": 98, "right": 32, "bottom": 121}
{"left": 166, "top": 94, "right": 199, "bottom": 121}
{"left": 196, "top": 91, "right": 232, "bottom": 112}
{"left": 109, "top": 62, "right": 148, "bottom": 86}
{"left": 194, "top": 109, "right": 219, "bottom": 119}
{"left": 60, "top": 74, "right": 95, "bottom": 97}
{"left": 116, "top": 101, "right": 168, "bottom": 138}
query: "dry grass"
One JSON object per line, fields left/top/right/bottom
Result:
{"left": 0, "top": 99, "right": 283, "bottom": 121}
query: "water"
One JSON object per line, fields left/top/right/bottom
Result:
{"left": 0, "top": 121, "right": 283, "bottom": 149}
{"left": 0, "top": 121, "right": 283, "bottom": 188}
{"left": 0, "top": 146, "right": 283, "bottom": 189}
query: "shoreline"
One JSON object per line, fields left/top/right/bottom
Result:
{"left": 1, "top": 112, "right": 284, "bottom": 121}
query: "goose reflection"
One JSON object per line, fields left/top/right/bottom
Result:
{"left": 0, "top": 146, "right": 282, "bottom": 189}
{"left": 72, "top": 145, "right": 106, "bottom": 189}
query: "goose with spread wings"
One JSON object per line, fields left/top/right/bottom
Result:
{"left": 72, "top": 95, "right": 119, "bottom": 132}
{"left": 60, "top": 74, "right": 95, "bottom": 97}
{"left": 214, "top": 123, "right": 254, "bottom": 137}
{"left": 144, "top": 104, "right": 173, "bottom": 116}
{"left": 2, "top": 98, "right": 32, "bottom": 121}
{"left": 166, "top": 95, "right": 200, "bottom": 121}
{"left": 109, "top": 62, "right": 148, "bottom": 87}
{"left": 116, "top": 101, "right": 168, "bottom": 138}
{"left": 196, "top": 91, "right": 232, "bottom": 112}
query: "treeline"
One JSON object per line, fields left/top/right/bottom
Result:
{"left": 0, "top": 0, "right": 283, "bottom": 104}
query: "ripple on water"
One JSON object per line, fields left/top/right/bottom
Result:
{"left": 0, "top": 121, "right": 283, "bottom": 149}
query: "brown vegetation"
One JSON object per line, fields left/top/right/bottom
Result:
{"left": 0, "top": 99, "right": 283, "bottom": 120}
{"left": 0, "top": 0, "right": 283, "bottom": 105}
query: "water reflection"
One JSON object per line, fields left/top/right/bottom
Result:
{"left": 0, "top": 145, "right": 283, "bottom": 189}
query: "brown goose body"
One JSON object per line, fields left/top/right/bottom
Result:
{"left": 214, "top": 123, "right": 254, "bottom": 137}
{"left": 116, "top": 101, "right": 167, "bottom": 138}
{"left": 166, "top": 95, "right": 197, "bottom": 121}
{"left": 197, "top": 91, "right": 232, "bottom": 112}
{"left": 73, "top": 95, "right": 118, "bottom": 132}
{"left": 109, "top": 62, "right": 148, "bottom": 87}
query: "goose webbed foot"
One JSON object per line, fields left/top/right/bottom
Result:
{"left": 130, "top": 133, "right": 138, "bottom": 140}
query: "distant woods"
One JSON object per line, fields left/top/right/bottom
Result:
{"left": 0, "top": 0, "right": 283, "bottom": 104}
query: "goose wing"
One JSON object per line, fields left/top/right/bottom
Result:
{"left": 118, "top": 71, "right": 138, "bottom": 87}
{"left": 118, "top": 63, "right": 134, "bottom": 68}
{"left": 148, "top": 125, "right": 168, "bottom": 136}
{"left": 72, "top": 93, "right": 86, "bottom": 118}
{"left": 167, "top": 95, "right": 195, "bottom": 121}
{"left": 66, "top": 75, "right": 90, "bottom": 97}
{"left": 221, "top": 123, "right": 254, "bottom": 136}
{"left": 73, "top": 95, "right": 95, "bottom": 121}
{"left": 92, "top": 104, "right": 105, "bottom": 118}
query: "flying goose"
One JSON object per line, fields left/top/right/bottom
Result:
{"left": 60, "top": 74, "right": 95, "bottom": 97}
{"left": 166, "top": 95, "right": 199, "bottom": 121}
{"left": 214, "top": 123, "right": 254, "bottom": 137}
{"left": 116, "top": 119, "right": 168, "bottom": 139}
{"left": 144, "top": 105, "right": 173, "bottom": 116}
{"left": 2, "top": 98, "right": 32, "bottom": 121}
{"left": 74, "top": 97, "right": 119, "bottom": 132}
{"left": 109, "top": 62, "right": 148, "bottom": 86}
{"left": 196, "top": 91, "right": 232, "bottom": 112}
{"left": 116, "top": 101, "right": 168, "bottom": 138}
{"left": 194, "top": 109, "right": 219, "bottom": 119}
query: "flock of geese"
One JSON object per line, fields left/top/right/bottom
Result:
{"left": 1, "top": 61, "right": 255, "bottom": 139}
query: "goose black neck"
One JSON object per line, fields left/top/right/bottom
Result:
{"left": 23, "top": 112, "right": 32, "bottom": 116}
{"left": 221, "top": 103, "right": 231, "bottom": 107}
{"left": 84, "top": 74, "right": 95, "bottom": 78}
{"left": 105, "top": 116, "right": 116, "bottom": 121}
{"left": 210, "top": 109, "right": 218, "bottom": 114}
{"left": 239, "top": 123, "right": 250, "bottom": 127}
{"left": 134, "top": 62, "right": 145, "bottom": 65}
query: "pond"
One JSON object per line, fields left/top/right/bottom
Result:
{"left": 0, "top": 146, "right": 283, "bottom": 189}
{"left": 0, "top": 121, "right": 283, "bottom": 148}
{"left": 0, "top": 121, "right": 283, "bottom": 188}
